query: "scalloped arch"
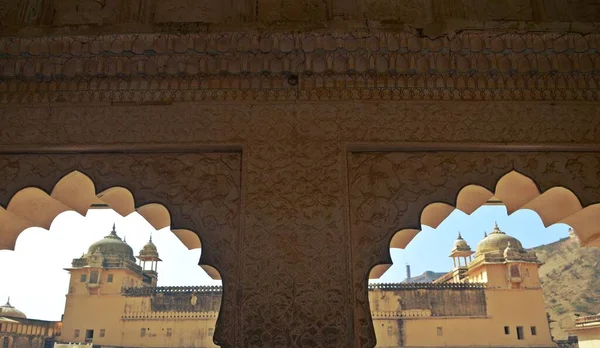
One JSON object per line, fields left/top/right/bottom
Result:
{"left": 0, "top": 170, "right": 214, "bottom": 278}
{"left": 376, "top": 170, "right": 594, "bottom": 279}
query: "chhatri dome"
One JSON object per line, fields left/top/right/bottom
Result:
{"left": 138, "top": 234, "right": 160, "bottom": 260}
{"left": 452, "top": 232, "right": 472, "bottom": 253}
{"left": 475, "top": 222, "right": 524, "bottom": 255}
{"left": 87, "top": 223, "right": 135, "bottom": 262}
{"left": 0, "top": 297, "right": 26, "bottom": 319}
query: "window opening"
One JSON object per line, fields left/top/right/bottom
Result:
{"left": 80, "top": 274, "right": 87, "bottom": 282}
{"left": 504, "top": 326, "right": 510, "bottom": 335}
{"left": 74, "top": 329, "right": 80, "bottom": 338}
{"left": 140, "top": 328, "right": 146, "bottom": 337}
{"left": 437, "top": 327, "right": 443, "bottom": 336}
{"left": 107, "top": 274, "right": 113, "bottom": 283}
{"left": 85, "top": 329, "right": 94, "bottom": 343}
{"left": 2, "top": 337, "right": 8, "bottom": 348}
{"left": 517, "top": 326, "right": 524, "bottom": 340}
{"left": 166, "top": 328, "right": 172, "bottom": 337}
{"left": 100, "top": 329, "right": 105, "bottom": 337}
{"left": 531, "top": 326, "right": 537, "bottom": 335}
{"left": 89, "top": 271, "right": 99, "bottom": 284}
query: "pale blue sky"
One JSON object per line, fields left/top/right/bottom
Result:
{"left": 0, "top": 205, "right": 569, "bottom": 321}
{"left": 372, "top": 205, "right": 570, "bottom": 283}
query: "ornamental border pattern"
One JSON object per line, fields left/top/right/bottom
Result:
{"left": 1, "top": 31, "right": 599, "bottom": 104}
{"left": 0, "top": 73, "right": 599, "bottom": 104}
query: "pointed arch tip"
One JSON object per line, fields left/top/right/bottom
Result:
{"left": 172, "top": 229, "right": 202, "bottom": 250}
{"left": 390, "top": 229, "right": 420, "bottom": 249}
{"left": 495, "top": 170, "right": 540, "bottom": 214}
{"left": 137, "top": 203, "right": 172, "bottom": 231}
{"left": 369, "top": 264, "right": 391, "bottom": 280}
{"left": 521, "top": 186, "right": 582, "bottom": 227}
{"left": 97, "top": 186, "right": 135, "bottom": 216}
{"left": 7, "top": 187, "right": 72, "bottom": 230}
{"left": 52, "top": 170, "right": 104, "bottom": 216}
{"left": 200, "top": 265, "right": 222, "bottom": 280}
{"left": 559, "top": 203, "right": 600, "bottom": 246}
{"left": 421, "top": 202, "right": 454, "bottom": 229}
{"left": 456, "top": 185, "right": 494, "bottom": 215}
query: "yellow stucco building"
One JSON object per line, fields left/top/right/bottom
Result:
{"left": 55, "top": 223, "right": 555, "bottom": 348}
{"left": 0, "top": 299, "right": 61, "bottom": 348}
{"left": 58, "top": 225, "right": 220, "bottom": 348}
{"left": 370, "top": 223, "right": 556, "bottom": 348}
{"left": 567, "top": 314, "right": 600, "bottom": 348}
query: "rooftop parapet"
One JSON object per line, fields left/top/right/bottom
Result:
{"left": 122, "top": 285, "right": 224, "bottom": 296}
{"left": 575, "top": 314, "right": 600, "bottom": 326}
{"left": 368, "top": 282, "right": 486, "bottom": 290}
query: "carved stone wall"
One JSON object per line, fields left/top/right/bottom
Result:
{"left": 1, "top": 102, "right": 600, "bottom": 348}
{"left": 1, "top": 3, "right": 600, "bottom": 345}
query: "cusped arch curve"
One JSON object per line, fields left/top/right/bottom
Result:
{"left": 377, "top": 170, "right": 595, "bottom": 280}
{"left": 1, "top": 169, "right": 219, "bottom": 280}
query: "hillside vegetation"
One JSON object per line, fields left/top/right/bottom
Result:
{"left": 533, "top": 236, "right": 600, "bottom": 339}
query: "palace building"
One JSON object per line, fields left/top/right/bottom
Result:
{"left": 50, "top": 223, "right": 555, "bottom": 348}
{"left": 0, "top": 299, "right": 61, "bottom": 348}
{"left": 58, "top": 225, "right": 220, "bottom": 348}
{"left": 370, "top": 223, "right": 554, "bottom": 348}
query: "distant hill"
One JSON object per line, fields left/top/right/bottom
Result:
{"left": 532, "top": 235, "right": 600, "bottom": 339}
{"left": 403, "top": 271, "right": 446, "bottom": 283}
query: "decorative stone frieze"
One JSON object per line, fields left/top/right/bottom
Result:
{"left": 0, "top": 32, "right": 598, "bottom": 81}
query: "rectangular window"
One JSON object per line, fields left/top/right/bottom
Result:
{"left": 166, "top": 328, "right": 172, "bottom": 337}
{"left": 100, "top": 329, "right": 105, "bottom": 337}
{"left": 85, "top": 329, "right": 94, "bottom": 342}
{"left": 74, "top": 329, "right": 80, "bottom": 338}
{"left": 504, "top": 326, "right": 510, "bottom": 335}
{"left": 89, "top": 271, "right": 99, "bottom": 284}
{"left": 437, "top": 327, "right": 443, "bottom": 336}
{"left": 140, "top": 328, "right": 146, "bottom": 337}
{"left": 80, "top": 274, "right": 87, "bottom": 282}
{"left": 208, "top": 328, "right": 214, "bottom": 337}
{"left": 107, "top": 274, "right": 113, "bottom": 283}
{"left": 517, "top": 326, "right": 524, "bottom": 340}
{"left": 531, "top": 326, "right": 537, "bottom": 336}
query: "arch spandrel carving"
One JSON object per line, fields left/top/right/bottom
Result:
{"left": 349, "top": 151, "right": 600, "bottom": 347}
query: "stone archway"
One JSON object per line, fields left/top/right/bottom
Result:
{"left": 1, "top": 2, "right": 600, "bottom": 344}
{"left": 0, "top": 152, "right": 241, "bottom": 345}
{"left": 349, "top": 150, "right": 600, "bottom": 347}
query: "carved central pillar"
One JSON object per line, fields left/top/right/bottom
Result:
{"left": 238, "top": 106, "right": 352, "bottom": 347}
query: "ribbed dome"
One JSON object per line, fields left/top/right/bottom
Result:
{"left": 87, "top": 224, "right": 135, "bottom": 262}
{"left": 452, "top": 232, "right": 471, "bottom": 252}
{"left": 0, "top": 298, "right": 26, "bottom": 319}
{"left": 476, "top": 223, "right": 523, "bottom": 255}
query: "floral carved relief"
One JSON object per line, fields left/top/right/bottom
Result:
{"left": 1, "top": 99, "right": 600, "bottom": 347}
{"left": 348, "top": 151, "right": 600, "bottom": 347}
{"left": 0, "top": 153, "right": 241, "bottom": 347}
{"left": 240, "top": 106, "right": 350, "bottom": 347}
